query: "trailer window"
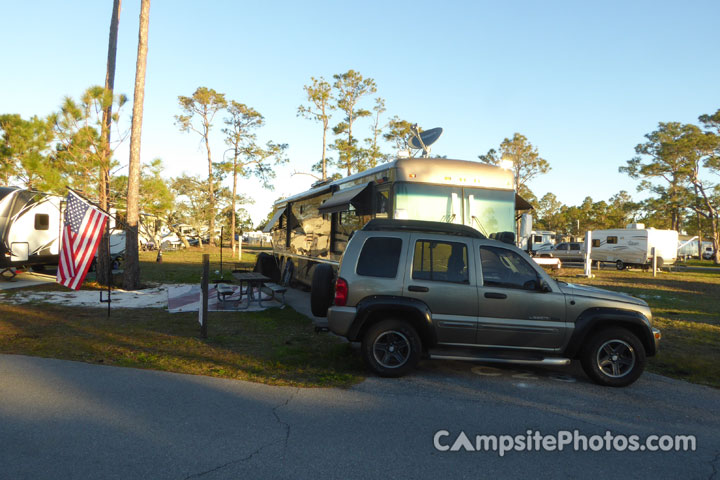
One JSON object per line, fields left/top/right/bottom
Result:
{"left": 607, "top": 236, "right": 618, "bottom": 244}
{"left": 357, "top": 237, "right": 402, "bottom": 278}
{"left": 592, "top": 239, "right": 601, "bottom": 247}
{"left": 34, "top": 213, "right": 49, "bottom": 230}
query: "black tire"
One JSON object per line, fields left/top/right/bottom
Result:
{"left": 281, "top": 259, "right": 295, "bottom": 286}
{"left": 30, "top": 264, "right": 45, "bottom": 273}
{"left": 255, "top": 252, "right": 280, "bottom": 282}
{"left": 616, "top": 260, "right": 625, "bottom": 270}
{"left": 580, "top": 327, "right": 646, "bottom": 387}
{"left": 362, "top": 319, "right": 422, "bottom": 378}
{"left": 310, "top": 264, "right": 334, "bottom": 317}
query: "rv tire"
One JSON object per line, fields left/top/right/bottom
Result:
{"left": 255, "top": 253, "right": 280, "bottom": 282}
{"left": 311, "top": 264, "right": 335, "bottom": 317}
{"left": 616, "top": 260, "right": 625, "bottom": 270}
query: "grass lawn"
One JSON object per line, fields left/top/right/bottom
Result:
{"left": 676, "top": 258, "right": 720, "bottom": 268}
{"left": 137, "top": 244, "right": 267, "bottom": 284}
{"left": 0, "top": 301, "right": 364, "bottom": 388}
{"left": 552, "top": 266, "right": 720, "bottom": 388}
{"left": 0, "top": 246, "right": 365, "bottom": 388}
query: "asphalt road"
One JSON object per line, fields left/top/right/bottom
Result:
{"left": 1, "top": 354, "right": 718, "bottom": 480}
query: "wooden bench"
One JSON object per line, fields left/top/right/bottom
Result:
{"left": 260, "top": 282, "right": 287, "bottom": 306}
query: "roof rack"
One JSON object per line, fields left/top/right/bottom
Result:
{"left": 362, "top": 219, "right": 485, "bottom": 239}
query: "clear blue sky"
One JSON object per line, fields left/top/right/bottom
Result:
{"left": 2, "top": 0, "right": 719, "bottom": 224}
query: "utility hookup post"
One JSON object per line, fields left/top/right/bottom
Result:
{"left": 200, "top": 253, "right": 209, "bottom": 338}
{"left": 652, "top": 247, "right": 657, "bottom": 277}
{"left": 583, "top": 230, "right": 594, "bottom": 278}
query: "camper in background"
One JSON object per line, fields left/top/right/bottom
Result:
{"left": 0, "top": 187, "right": 62, "bottom": 275}
{"left": 590, "top": 224, "right": 678, "bottom": 270}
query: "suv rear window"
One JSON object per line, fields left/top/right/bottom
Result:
{"left": 412, "top": 240, "right": 469, "bottom": 284}
{"left": 356, "top": 237, "right": 402, "bottom": 278}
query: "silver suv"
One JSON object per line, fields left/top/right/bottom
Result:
{"left": 327, "top": 220, "right": 660, "bottom": 387}
{"left": 536, "top": 242, "right": 586, "bottom": 262}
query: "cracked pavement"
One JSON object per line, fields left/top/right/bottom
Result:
{"left": 1, "top": 354, "right": 719, "bottom": 479}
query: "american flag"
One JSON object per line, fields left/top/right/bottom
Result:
{"left": 56, "top": 191, "right": 108, "bottom": 290}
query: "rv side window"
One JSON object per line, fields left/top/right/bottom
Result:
{"left": 607, "top": 236, "right": 618, "bottom": 244}
{"left": 374, "top": 188, "right": 390, "bottom": 217}
{"left": 592, "top": 239, "right": 601, "bottom": 247}
{"left": 533, "top": 235, "right": 543, "bottom": 243}
{"left": 34, "top": 214, "right": 49, "bottom": 230}
{"left": 356, "top": 237, "right": 402, "bottom": 278}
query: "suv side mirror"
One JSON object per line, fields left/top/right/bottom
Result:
{"left": 540, "top": 280, "right": 552, "bottom": 293}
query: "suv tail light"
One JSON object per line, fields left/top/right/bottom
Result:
{"left": 334, "top": 277, "right": 348, "bottom": 306}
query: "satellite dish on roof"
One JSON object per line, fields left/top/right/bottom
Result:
{"left": 407, "top": 126, "right": 443, "bottom": 157}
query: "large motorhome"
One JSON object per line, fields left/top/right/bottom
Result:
{"left": 262, "top": 157, "right": 529, "bottom": 292}
{"left": 0, "top": 187, "right": 63, "bottom": 273}
{"left": 590, "top": 224, "right": 678, "bottom": 270}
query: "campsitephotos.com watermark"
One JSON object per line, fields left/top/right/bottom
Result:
{"left": 434, "top": 430, "right": 696, "bottom": 456}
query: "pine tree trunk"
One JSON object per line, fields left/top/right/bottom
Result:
{"left": 321, "top": 119, "right": 327, "bottom": 180}
{"left": 123, "top": 0, "right": 150, "bottom": 290}
{"left": 97, "top": 0, "right": 121, "bottom": 286}
{"left": 205, "top": 133, "right": 215, "bottom": 247}
{"left": 231, "top": 149, "right": 237, "bottom": 255}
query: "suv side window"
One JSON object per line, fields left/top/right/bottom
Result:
{"left": 557, "top": 243, "right": 568, "bottom": 251}
{"left": 479, "top": 246, "right": 540, "bottom": 290}
{"left": 356, "top": 237, "right": 402, "bottom": 278}
{"left": 412, "top": 240, "right": 468, "bottom": 284}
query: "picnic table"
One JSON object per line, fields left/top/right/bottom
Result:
{"left": 225, "top": 271, "right": 269, "bottom": 309}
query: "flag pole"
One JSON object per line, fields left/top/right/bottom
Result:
{"left": 67, "top": 188, "right": 118, "bottom": 315}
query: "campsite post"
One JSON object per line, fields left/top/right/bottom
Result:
{"left": 200, "top": 253, "right": 209, "bottom": 338}
{"left": 652, "top": 247, "right": 657, "bottom": 277}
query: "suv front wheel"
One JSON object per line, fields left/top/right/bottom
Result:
{"left": 580, "top": 327, "right": 646, "bottom": 387}
{"left": 362, "top": 319, "right": 422, "bottom": 377}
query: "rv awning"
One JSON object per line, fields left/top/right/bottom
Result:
{"left": 262, "top": 206, "right": 286, "bottom": 233}
{"left": 515, "top": 194, "right": 534, "bottom": 211}
{"left": 318, "top": 182, "right": 372, "bottom": 214}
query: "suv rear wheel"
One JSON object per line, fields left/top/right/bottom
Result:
{"left": 580, "top": 327, "right": 646, "bottom": 387}
{"left": 362, "top": 319, "right": 421, "bottom": 377}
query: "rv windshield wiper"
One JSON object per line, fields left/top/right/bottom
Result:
{"left": 471, "top": 215, "right": 489, "bottom": 237}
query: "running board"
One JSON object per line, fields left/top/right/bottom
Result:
{"left": 429, "top": 354, "right": 571, "bottom": 366}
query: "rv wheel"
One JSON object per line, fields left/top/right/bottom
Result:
{"left": 616, "top": 260, "right": 625, "bottom": 270}
{"left": 311, "top": 264, "right": 335, "bottom": 317}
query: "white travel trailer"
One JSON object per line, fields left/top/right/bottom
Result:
{"left": 0, "top": 187, "right": 62, "bottom": 273}
{"left": 590, "top": 224, "right": 678, "bottom": 270}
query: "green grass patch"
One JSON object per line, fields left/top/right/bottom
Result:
{"left": 0, "top": 302, "right": 364, "bottom": 388}
{"left": 553, "top": 267, "right": 720, "bottom": 388}
{"left": 137, "top": 245, "right": 267, "bottom": 284}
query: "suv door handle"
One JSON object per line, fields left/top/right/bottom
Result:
{"left": 484, "top": 292, "right": 507, "bottom": 299}
{"left": 408, "top": 285, "right": 429, "bottom": 292}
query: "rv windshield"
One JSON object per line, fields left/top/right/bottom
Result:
{"left": 463, "top": 187, "right": 515, "bottom": 235}
{"left": 394, "top": 183, "right": 462, "bottom": 224}
{"left": 393, "top": 182, "right": 515, "bottom": 235}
